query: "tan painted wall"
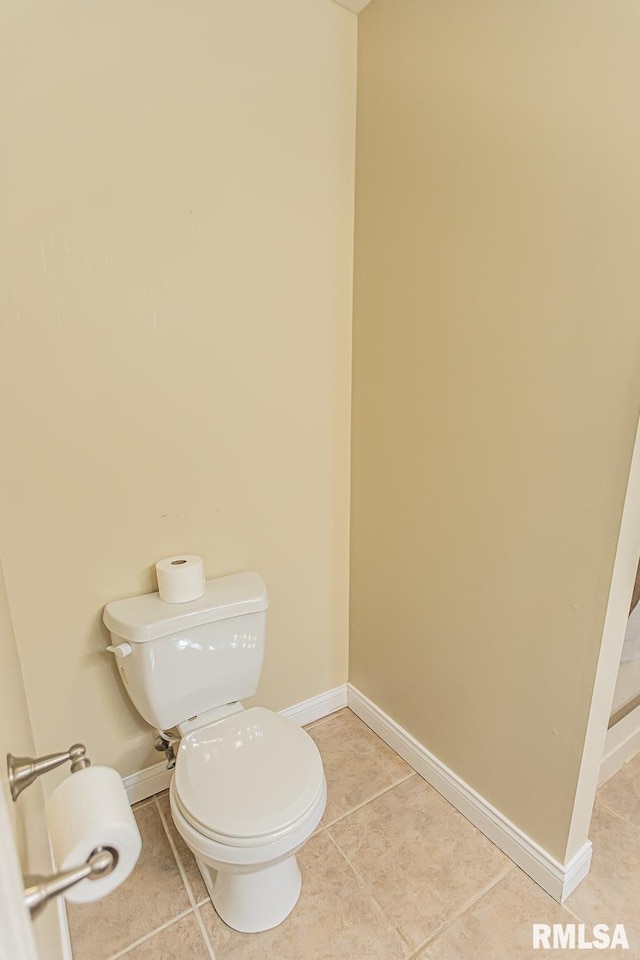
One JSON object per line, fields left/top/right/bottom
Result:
{"left": 350, "top": 0, "right": 640, "bottom": 861}
{"left": 0, "top": 561, "right": 65, "bottom": 959}
{"left": 0, "top": 0, "right": 356, "bottom": 777}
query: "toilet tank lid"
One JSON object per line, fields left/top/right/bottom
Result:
{"left": 103, "top": 572, "right": 268, "bottom": 643}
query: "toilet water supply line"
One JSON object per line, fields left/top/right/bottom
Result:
{"left": 155, "top": 730, "right": 178, "bottom": 769}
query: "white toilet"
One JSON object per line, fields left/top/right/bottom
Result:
{"left": 103, "top": 572, "right": 326, "bottom": 933}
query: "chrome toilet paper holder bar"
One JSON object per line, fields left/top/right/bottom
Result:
{"left": 7, "top": 743, "right": 90, "bottom": 801}
{"left": 23, "top": 846, "right": 118, "bottom": 917}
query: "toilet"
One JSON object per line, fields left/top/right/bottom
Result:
{"left": 103, "top": 572, "right": 326, "bottom": 933}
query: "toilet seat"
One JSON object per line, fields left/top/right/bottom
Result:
{"left": 173, "top": 707, "right": 325, "bottom": 847}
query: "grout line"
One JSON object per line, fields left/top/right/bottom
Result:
{"left": 328, "top": 821, "right": 515, "bottom": 960}
{"left": 405, "top": 863, "right": 516, "bottom": 960}
{"left": 193, "top": 904, "right": 217, "bottom": 960}
{"left": 595, "top": 796, "right": 640, "bottom": 836}
{"left": 316, "top": 763, "right": 423, "bottom": 933}
{"left": 325, "top": 830, "right": 412, "bottom": 955}
{"left": 562, "top": 900, "right": 587, "bottom": 924}
{"left": 155, "top": 798, "right": 199, "bottom": 906}
{"left": 106, "top": 908, "right": 194, "bottom": 960}
{"left": 155, "top": 798, "right": 216, "bottom": 959}
{"left": 563, "top": 795, "right": 638, "bottom": 925}
{"left": 319, "top": 771, "right": 417, "bottom": 833}
{"left": 325, "top": 829, "right": 370, "bottom": 888}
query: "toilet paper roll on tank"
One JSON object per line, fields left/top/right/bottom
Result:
{"left": 156, "top": 555, "right": 205, "bottom": 603}
{"left": 46, "top": 766, "right": 142, "bottom": 904}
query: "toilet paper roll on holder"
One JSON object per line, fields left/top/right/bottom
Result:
{"left": 6, "top": 742, "right": 117, "bottom": 916}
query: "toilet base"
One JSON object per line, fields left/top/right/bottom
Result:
{"left": 196, "top": 853, "right": 302, "bottom": 933}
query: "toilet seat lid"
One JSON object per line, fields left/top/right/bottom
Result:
{"left": 173, "top": 707, "right": 325, "bottom": 845}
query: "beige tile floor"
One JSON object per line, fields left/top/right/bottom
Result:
{"left": 67, "top": 710, "right": 640, "bottom": 960}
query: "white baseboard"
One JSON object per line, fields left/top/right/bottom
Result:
{"left": 123, "top": 683, "right": 348, "bottom": 804}
{"left": 279, "top": 683, "right": 348, "bottom": 727}
{"left": 123, "top": 759, "right": 174, "bottom": 805}
{"left": 347, "top": 684, "right": 591, "bottom": 904}
{"left": 600, "top": 702, "right": 640, "bottom": 784}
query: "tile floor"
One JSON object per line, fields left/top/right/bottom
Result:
{"left": 67, "top": 709, "right": 640, "bottom": 960}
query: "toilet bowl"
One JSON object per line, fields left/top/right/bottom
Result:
{"left": 103, "top": 570, "right": 326, "bottom": 933}
{"left": 169, "top": 706, "right": 326, "bottom": 932}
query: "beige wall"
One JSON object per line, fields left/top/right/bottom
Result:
{"left": 0, "top": 560, "right": 65, "bottom": 959}
{"left": 0, "top": 0, "right": 356, "bottom": 777}
{"left": 350, "top": 0, "right": 640, "bottom": 861}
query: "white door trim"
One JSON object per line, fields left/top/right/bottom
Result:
{"left": 0, "top": 788, "right": 38, "bottom": 960}
{"left": 565, "top": 413, "right": 640, "bottom": 861}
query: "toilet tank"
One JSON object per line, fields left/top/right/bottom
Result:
{"left": 103, "top": 572, "right": 268, "bottom": 731}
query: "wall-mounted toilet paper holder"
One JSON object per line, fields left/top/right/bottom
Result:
{"left": 23, "top": 845, "right": 118, "bottom": 918}
{"left": 6, "top": 743, "right": 117, "bottom": 915}
{"left": 7, "top": 743, "right": 90, "bottom": 801}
